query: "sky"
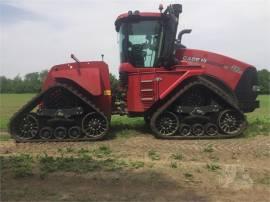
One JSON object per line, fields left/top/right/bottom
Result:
{"left": 0, "top": 0, "right": 269, "bottom": 78}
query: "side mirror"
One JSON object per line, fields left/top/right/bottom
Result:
{"left": 177, "top": 29, "right": 192, "bottom": 44}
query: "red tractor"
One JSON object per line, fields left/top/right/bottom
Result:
{"left": 10, "top": 4, "right": 259, "bottom": 142}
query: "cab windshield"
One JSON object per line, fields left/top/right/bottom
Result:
{"left": 119, "top": 20, "right": 163, "bottom": 67}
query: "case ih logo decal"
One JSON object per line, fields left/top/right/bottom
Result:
{"left": 182, "top": 56, "right": 243, "bottom": 74}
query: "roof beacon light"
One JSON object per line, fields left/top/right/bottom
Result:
{"left": 134, "top": 10, "right": 140, "bottom": 15}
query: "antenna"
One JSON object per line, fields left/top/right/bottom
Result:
{"left": 70, "top": 53, "right": 81, "bottom": 74}
{"left": 159, "top": 4, "right": 164, "bottom": 12}
{"left": 71, "top": 54, "right": 80, "bottom": 63}
{"left": 101, "top": 54, "right": 104, "bottom": 61}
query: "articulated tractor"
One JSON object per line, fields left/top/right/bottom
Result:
{"left": 10, "top": 4, "right": 259, "bottom": 142}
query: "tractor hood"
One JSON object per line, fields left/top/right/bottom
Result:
{"left": 176, "top": 48, "right": 253, "bottom": 89}
{"left": 176, "top": 48, "right": 259, "bottom": 112}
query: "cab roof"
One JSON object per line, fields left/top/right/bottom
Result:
{"left": 116, "top": 12, "right": 161, "bottom": 20}
{"left": 115, "top": 12, "right": 162, "bottom": 32}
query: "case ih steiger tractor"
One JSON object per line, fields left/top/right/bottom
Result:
{"left": 10, "top": 4, "right": 259, "bottom": 142}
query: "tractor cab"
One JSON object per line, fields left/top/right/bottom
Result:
{"left": 115, "top": 4, "right": 182, "bottom": 68}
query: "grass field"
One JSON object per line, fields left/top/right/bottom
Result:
{"left": 1, "top": 94, "right": 270, "bottom": 201}
{"left": 0, "top": 94, "right": 36, "bottom": 130}
{"left": 0, "top": 94, "right": 269, "bottom": 137}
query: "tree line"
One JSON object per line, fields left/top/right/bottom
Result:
{"left": 0, "top": 70, "right": 48, "bottom": 93}
{"left": 0, "top": 69, "right": 269, "bottom": 94}
{"left": 0, "top": 70, "right": 120, "bottom": 94}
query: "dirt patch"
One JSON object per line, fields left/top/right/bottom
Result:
{"left": 1, "top": 132, "right": 270, "bottom": 202}
{"left": 2, "top": 170, "right": 209, "bottom": 202}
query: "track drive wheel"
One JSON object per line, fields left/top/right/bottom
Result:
{"left": 82, "top": 112, "right": 109, "bottom": 140}
{"left": 218, "top": 109, "right": 246, "bottom": 136}
{"left": 16, "top": 113, "right": 39, "bottom": 140}
{"left": 151, "top": 111, "right": 179, "bottom": 138}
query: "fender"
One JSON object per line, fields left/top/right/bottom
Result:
{"left": 199, "top": 74, "right": 238, "bottom": 104}
{"left": 43, "top": 61, "right": 110, "bottom": 96}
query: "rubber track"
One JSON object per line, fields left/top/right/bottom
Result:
{"left": 150, "top": 77, "right": 247, "bottom": 139}
{"left": 9, "top": 83, "right": 109, "bottom": 143}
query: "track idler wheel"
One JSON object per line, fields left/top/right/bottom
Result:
{"left": 204, "top": 123, "right": 218, "bottom": 136}
{"left": 192, "top": 124, "right": 204, "bottom": 136}
{"left": 218, "top": 109, "right": 246, "bottom": 136}
{"left": 54, "top": 127, "right": 67, "bottom": 139}
{"left": 68, "top": 126, "right": 81, "bottom": 139}
{"left": 39, "top": 127, "right": 53, "bottom": 139}
{"left": 82, "top": 112, "right": 108, "bottom": 139}
{"left": 151, "top": 111, "right": 179, "bottom": 137}
{"left": 17, "top": 113, "right": 39, "bottom": 140}
{"left": 179, "top": 124, "right": 192, "bottom": 136}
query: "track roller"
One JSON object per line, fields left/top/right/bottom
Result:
{"left": 204, "top": 123, "right": 218, "bottom": 136}
{"left": 179, "top": 124, "right": 192, "bottom": 136}
{"left": 54, "top": 127, "right": 67, "bottom": 139}
{"left": 191, "top": 124, "right": 204, "bottom": 136}
{"left": 68, "top": 126, "right": 81, "bottom": 139}
{"left": 39, "top": 127, "right": 53, "bottom": 139}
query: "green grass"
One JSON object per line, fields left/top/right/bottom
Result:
{"left": 93, "top": 145, "right": 112, "bottom": 158}
{"left": 0, "top": 94, "right": 35, "bottom": 129}
{"left": 170, "top": 161, "right": 178, "bottom": 168}
{"left": 1, "top": 154, "right": 34, "bottom": 178}
{"left": 148, "top": 150, "right": 160, "bottom": 161}
{"left": 0, "top": 94, "right": 269, "bottom": 137}
{"left": 1, "top": 151, "right": 148, "bottom": 179}
{"left": 206, "top": 163, "right": 221, "bottom": 172}
{"left": 0, "top": 133, "right": 11, "bottom": 141}
{"left": 245, "top": 95, "right": 270, "bottom": 136}
{"left": 170, "top": 152, "right": 184, "bottom": 160}
{"left": 256, "top": 174, "right": 270, "bottom": 185}
{"left": 247, "top": 95, "right": 270, "bottom": 120}
{"left": 129, "top": 161, "right": 145, "bottom": 169}
{"left": 184, "top": 172, "right": 193, "bottom": 179}
{"left": 203, "top": 144, "right": 214, "bottom": 153}
{"left": 110, "top": 115, "right": 145, "bottom": 138}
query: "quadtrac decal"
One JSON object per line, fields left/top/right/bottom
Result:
{"left": 182, "top": 56, "right": 207, "bottom": 63}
